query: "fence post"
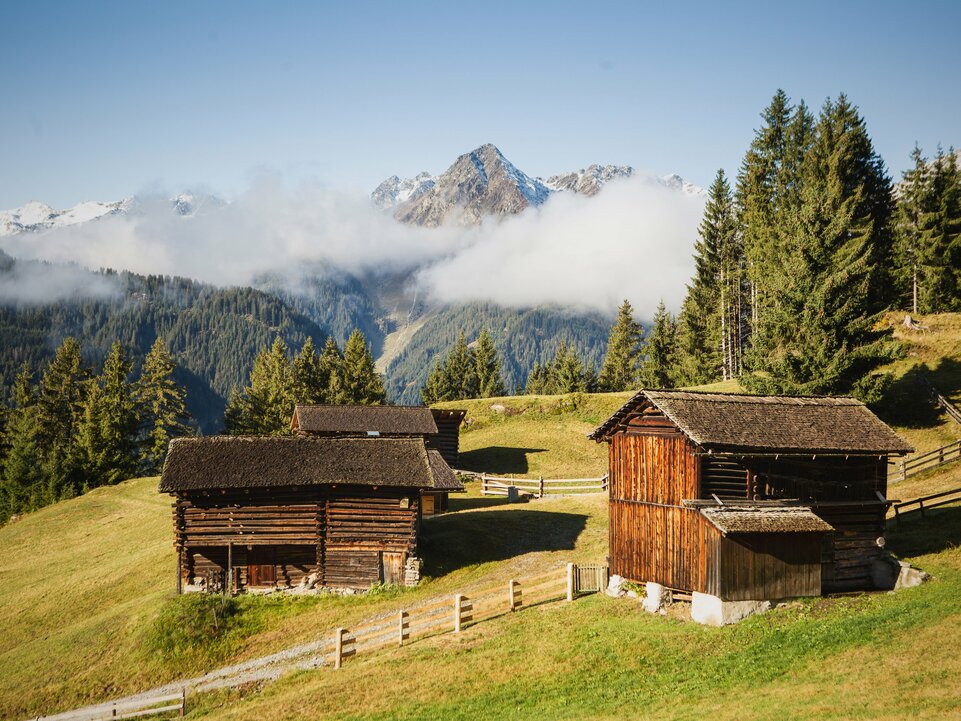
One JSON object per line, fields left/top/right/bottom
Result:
{"left": 539, "top": 476, "right": 544, "bottom": 498}
{"left": 919, "top": 499, "right": 926, "bottom": 518}
{"left": 180, "top": 688, "right": 186, "bottom": 717}
{"left": 481, "top": 474, "right": 488, "bottom": 495}
{"left": 398, "top": 610, "right": 409, "bottom": 647}
{"left": 567, "top": 562, "right": 575, "bottom": 602}
{"left": 454, "top": 594, "right": 464, "bottom": 633}
{"left": 509, "top": 579, "right": 518, "bottom": 611}
{"left": 334, "top": 627, "right": 345, "bottom": 669}
{"left": 900, "top": 459, "right": 906, "bottom": 482}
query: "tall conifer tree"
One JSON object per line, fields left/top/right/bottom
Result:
{"left": 338, "top": 330, "right": 387, "bottom": 405}
{"left": 136, "top": 338, "right": 191, "bottom": 473}
{"left": 598, "top": 300, "right": 644, "bottom": 392}
{"left": 639, "top": 301, "right": 677, "bottom": 388}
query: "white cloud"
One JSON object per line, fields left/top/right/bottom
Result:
{"left": 0, "top": 173, "right": 703, "bottom": 316}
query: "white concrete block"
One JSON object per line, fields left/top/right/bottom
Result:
{"left": 690, "top": 592, "right": 771, "bottom": 626}
{"left": 643, "top": 582, "right": 670, "bottom": 613}
{"left": 606, "top": 574, "right": 626, "bottom": 597}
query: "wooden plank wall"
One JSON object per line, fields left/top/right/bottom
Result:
{"left": 609, "top": 501, "right": 712, "bottom": 592}
{"left": 812, "top": 501, "right": 886, "bottom": 592}
{"left": 608, "top": 425, "right": 706, "bottom": 592}
{"left": 715, "top": 534, "right": 822, "bottom": 600}
{"left": 175, "top": 486, "right": 419, "bottom": 591}
{"left": 426, "top": 416, "right": 461, "bottom": 467}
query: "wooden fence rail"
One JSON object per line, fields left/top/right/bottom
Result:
{"left": 891, "top": 439, "right": 961, "bottom": 482}
{"left": 892, "top": 485, "right": 961, "bottom": 527}
{"left": 477, "top": 473, "right": 609, "bottom": 498}
{"left": 328, "top": 563, "right": 605, "bottom": 669}
{"left": 37, "top": 690, "right": 186, "bottom": 721}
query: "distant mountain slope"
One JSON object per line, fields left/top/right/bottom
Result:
{"left": 0, "top": 254, "right": 324, "bottom": 432}
{"left": 383, "top": 302, "right": 611, "bottom": 403}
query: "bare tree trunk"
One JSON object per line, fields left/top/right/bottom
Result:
{"left": 912, "top": 265, "right": 918, "bottom": 315}
{"left": 720, "top": 267, "right": 728, "bottom": 381}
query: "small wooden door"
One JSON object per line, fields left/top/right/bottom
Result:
{"left": 422, "top": 494, "right": 436, "bottom": 516}
{"left": 247, "top": 546, "right": 276, "bottom": 587}
{"left": 381, "top": 552, "right": 405, "bottom": 585}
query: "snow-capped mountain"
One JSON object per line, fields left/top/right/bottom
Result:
{"left": 0, "top": 199, "right": 130, "bottom": 236}
{"left": 0, "top": 193, "right": 225, "bottom": 237}
{"left": 373, "top": 144, "right": 703, "bottom": 226}
{"left": 542, "top": 164, "right": 634, "bottom": 195}
{"left": 371, "top": 172, "right": 436, "bottom": 210}
{"left": 388, "top": 144, "right": 552, "bottom": 227}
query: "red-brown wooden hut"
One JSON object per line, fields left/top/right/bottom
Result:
{"left": 590, "top": 391, "right": 912, "bottom": 603}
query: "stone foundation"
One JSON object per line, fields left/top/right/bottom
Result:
{"left": 404, "top": 557, "right": 423, "bottom": 586}
{"left": 690, "top": 592, "right": 771, "bottom": 626}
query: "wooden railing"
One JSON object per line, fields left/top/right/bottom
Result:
{"left": 476, "top": 473, "right": 609, "bottom": 498}
{"left": 892, "top": 486, "right": 961, "bottom": 527}
{"left": 325, "top": 562, "right": 606, "bottom": 668}
{"left": 37, "top": 690, "right": 186, "bottom": 721}
{"left": 918, "top": 376, "right": 961, "bottom": 427}
{"left": 891, "top": 439, "right": 961, "bottom": 482}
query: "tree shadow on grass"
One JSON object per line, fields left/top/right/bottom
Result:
{"left": 446, "top": 495, "right": 515, "bottom": 512}
{"left": 886, "top": 504, "right": 961, "bottom": 558}
{"left": 876, "top": 357, "right": 961, "bottom": 430}
{"left": 420, "top": 507, "right": 588, "bottom": 576}
{"left": 457, "top": 446, "right": 547, "bottom": 475}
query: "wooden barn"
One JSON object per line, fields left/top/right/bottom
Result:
{"left": 290, "top": 405, "right": 466, "bottom": 515}
{"left": 159, "top": 435, "right": 463, "bottom": 593}
{"left": 590, "top": 391, "right": 913, "bottom": 604}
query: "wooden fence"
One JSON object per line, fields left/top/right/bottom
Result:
{"left": 37, "top": 690, "right": 186, "bottom": 721}
{"left": 477, "top": 473, "right": 609, "bottom": 498}
{"left": 923, "top": 379, "right": 961, "bottom": 427}
{"left": 326, "top": 562, "right": 606, "bottom": 669}
{"left": 890, "top": 439, "right": 961, "bottom": 482}
{"left": 892, "top": 485, "right": 961, "bottom": 527}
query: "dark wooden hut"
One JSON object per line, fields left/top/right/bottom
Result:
{"left": 290, "top": 405, "right": 466, "bottom": 515}
{"left": 159, "top": 436, "right": 463, "bottom": 592}
{"left": 590, "top": 390, "right": 912, "bottom": 600}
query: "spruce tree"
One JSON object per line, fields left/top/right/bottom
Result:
{"left": 293, "top": 336, "right": 329, "bottom": 404}
{"left": 552, "top": 341, "right": 588, "bottom": 393}
{"left": 223, "top": 338, "right": 295, "bottom": 435}
{"left": 639, "top": 301, "right": 678, "bottom": 388}
{"left": 473, "top": 329, "right": 505, "bottom": 398}
{"left": 597, "top": 300, "right": 644, "bottom": 392}
{"left": 918, "top": 147, "right": 961, "bottom": 312}
{"left": 80, "top": 342, "right": 139, "bottom": 485}
{"left": 895, "top": 146, "right": 931, "bottom": 313}
{"left": 741, "top": 97, "right": 896, "bottom": 401}
{"left": 319, "top": 337, "right": 345, "bottom": 403}
{"left": 524, "top": 362, "right": 551, "bottom": 395}
{"left": 421, "top": 358, "right": 451, "bottom": 404}
{"left": 338, "top": 330, "right": 387, "bottom": 405}
{"left": 136, "top": 338, "right": 191, "bottom": 473}
{"left": 35, "top": 338, "right": 88, "bottom": 501}
{"left": 0, "top": 366, "right": 43, "bottom": 520}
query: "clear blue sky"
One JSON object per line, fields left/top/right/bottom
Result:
{"left": 1, "top": 0, "right": 959, "bottom": 209}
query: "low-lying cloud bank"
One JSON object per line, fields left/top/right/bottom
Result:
{"left": 0, "top": 174, "right": 704, "bottom": 315}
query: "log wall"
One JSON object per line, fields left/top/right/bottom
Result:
{"left": 174, "top": 485, "right": 420, "bottom": 591}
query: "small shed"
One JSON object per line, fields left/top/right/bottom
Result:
{"left": 159, "top": 436, "right": 463, "bottom": 592}
{"left": 590, "top": 390, "right": 912, "bottom": 601}
{"left": 290, "top": 404, "right": 466, "bottom": 515}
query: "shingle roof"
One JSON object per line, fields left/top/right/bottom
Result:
{"left": 291, "top": 405, "right": 438, "bottom": 436}
{"left": 159, "top": 436, "right": 462, "bottom": 492}
{"left": 589, "top": 390, "right": 913, "bottom": 455}
{"left": 426, "top": 450, "right": 464, "bottom": 491}
{"left": 700, "top": 506, "right": 835, "bottom": 535}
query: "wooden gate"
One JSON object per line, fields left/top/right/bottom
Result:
{"left": 247, "top": 546, "right": 276, "bottom": 587}
{"left": 573, "top": 563, "right": 609, "bottom": 594}
{"left": 381, "top": 551, "right": 406, "bottom": 585}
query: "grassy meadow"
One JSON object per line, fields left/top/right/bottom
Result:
{"left": 1, "top": 316, "right": 960, "bottom": 719}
